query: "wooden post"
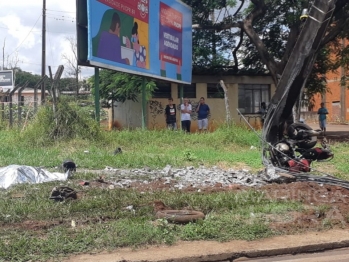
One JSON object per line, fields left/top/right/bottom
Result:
{"left": 219, "top": 80, "right": 232, "bottom": 124}
{"left": 94, "top": 67, "right": 100, "bottom": 123}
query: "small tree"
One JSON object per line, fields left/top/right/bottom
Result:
{"left": 89, "top": 70, "right": 157, "bottom": 107}
{"left": 62, "top": 36, "right": 81, "bottom": 97}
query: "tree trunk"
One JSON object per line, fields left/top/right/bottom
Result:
{"left": 219, "top": 80, "right": 232, "bottom": 124}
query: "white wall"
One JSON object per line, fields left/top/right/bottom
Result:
{"left": 113, "top": 99, "right": 143, "bottom": 129}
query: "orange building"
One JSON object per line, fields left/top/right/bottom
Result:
{"left": 312, "top": 39, "right": 349, "bottom": 123}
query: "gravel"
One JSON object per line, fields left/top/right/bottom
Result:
{"left": 77, "top": 164, "right": 288, "bottom": 189}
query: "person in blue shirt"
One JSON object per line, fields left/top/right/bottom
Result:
{"left": 317, "top": 102, "right": 328, "bottom": 135}
{"left": 196, "top": 97, "right": 210, "bottom": 132}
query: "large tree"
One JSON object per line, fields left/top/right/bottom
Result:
{"left": 185, "top": 0, "right": 349, "bottom": 88}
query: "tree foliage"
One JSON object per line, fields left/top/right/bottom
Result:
{"left": 14, "top": 69, "right": 89, "bottom": 93}
{"left": 89, "top": 70, "right": 157, "bottom": 107}
{"left": 14, "top": 69, "right": 42, "bottom": 88}
{"left": 184, "top": 0, "right": 349, "bottom": 97}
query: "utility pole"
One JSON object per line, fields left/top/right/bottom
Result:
{"left": 41, "top": 0, "right": 46, "bottom": 104}
{"left": 2, "top": 38, "right": 5, "bottom": 70}
{"left": 341, "top": 38, "right": 346, "bottom": 122}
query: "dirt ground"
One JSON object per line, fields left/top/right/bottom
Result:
{"left": 65, "top": 127, "right": 349, "bottom": 262}
{"left": 13, "top": 125, "right": 349, "bottom": 261}
{"left": 61, "top": 179, "right": 349, "bottom": 262}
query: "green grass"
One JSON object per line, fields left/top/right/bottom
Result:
{"left": 1, "top": 104, "right": 349, "bottom": 261}
{"left": 0, "top": 182, "right": 304, "bottom": 262}
{"left": 0, "top": 124, "right": 263, "bottom": 170}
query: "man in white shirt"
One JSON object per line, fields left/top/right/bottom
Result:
{"left": 181, "top": 98, "right": 192, "bottom": 133}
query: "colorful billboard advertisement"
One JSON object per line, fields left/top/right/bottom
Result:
{"left": 0, "top": 70, "right": 14, "bottom": 93}
{"left": 87, "top": 0, "right": 192, "bottom": 84}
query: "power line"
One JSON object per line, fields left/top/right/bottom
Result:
{"left": 46, "top": 15, "right": 76, "bottom": 22}
{"left": 7, "top": 14, "right": 42, "bottom": 57}
{"left": 46, "top": 9, "right": 75, "bottom": 13}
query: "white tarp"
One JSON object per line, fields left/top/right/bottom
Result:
{"left": 0, "top": 165, "right": 70, "bottom": 189}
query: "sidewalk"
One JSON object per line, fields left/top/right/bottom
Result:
{"left": 307, "top": 122, "right": 349, "bottom": 132}
{"left": 65, "top": 229, "right": 349, "bottom": 262}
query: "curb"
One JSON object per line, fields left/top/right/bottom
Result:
{"left": 66, "top": 229, "right": 349, "bottom": 262}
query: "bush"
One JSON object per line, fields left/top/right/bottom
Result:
{"left": 20, "top": 98, "right": 101, "bottom": 146}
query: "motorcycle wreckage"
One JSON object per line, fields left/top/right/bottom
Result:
{"left": 261, "top": 0, "right": 338, "bottom": 174}
{"left": 267, "top": 123, "right": 334, "bottom": 173}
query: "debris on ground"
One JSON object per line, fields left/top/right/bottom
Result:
{"left": 0, "top": 165, "right": 71, "bottom": 189}
{"left": 62, "top": 160, "right": 76, "bottom": 173}
{"left": 156, "top": 210, "right": 205, "bottom": 223}
{"left": 49, "top": 186, "right": 77, "bottom": 202}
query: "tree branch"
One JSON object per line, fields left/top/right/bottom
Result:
{"left": 279, "top": 24, "right": 300, "bottom": 69}
{"left": 242, "top": 0, "right": 279, "bottom": 84}
{"left": 232, "top": 29, "right": 243, "bottom": 71}
{"left": 321, "top": 17, "right": 349, "bottom": 47}
{"left": 192, "top": 22, "right": 241, "bottom": 31}
{"left": 232, "top": 0, "right": 245, "bottom": 17}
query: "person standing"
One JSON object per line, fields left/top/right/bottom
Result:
{"left": 181, "top": 98, "right": 192, "bottom": 133}
{"left": 317, "top": 102, "right": 328, "bottom": 135}
{"left": 259, "top": 102, "right": 267, "bottom": 126}
{"left": 164, "top": 97, "right": 177, "bottom": 130}
{"left": 196, "top": 97, "right": 210, "bottom": 132}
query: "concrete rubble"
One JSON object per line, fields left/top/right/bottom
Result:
{"left": 84, "top": 164, "right": 289, "bottom": 190}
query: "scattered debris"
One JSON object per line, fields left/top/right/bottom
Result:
{"left": 113, "top": 147, "right": 122, "bottom": 155}
{"left": 0, "top": 165, "right": 71, "bottom": 189}
{"left": 49, "top": 186, "right": 77, "bottom": 202}
{"left": 62, "top": 160, "right": 77, "bottom": 173}
{"left": 79, "top": 181, "right": 90, "bottom": 186}
{"left": 156, "top": 210, "right": 205, "bottom": 223}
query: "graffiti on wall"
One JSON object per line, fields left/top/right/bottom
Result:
{"left": 148, "top": 100, "right": 164, "bottom": 128}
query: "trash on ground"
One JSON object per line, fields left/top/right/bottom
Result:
{"left": 49, "top": 186, "right": 77, "bottom": 201}
{"left": 113, "top": 147, "right": 122, "bottom": 155}
{"left": 156, "top": 209, "right": 205, "bottom": 223}
{"left": 79, "top": 181, "right": 90, "bottom": 186}
{"left": 0, "top": 165, "right": 71, "bottom": 189}
{"left": 62, "top": 160, "right": 76, "bottom": 172}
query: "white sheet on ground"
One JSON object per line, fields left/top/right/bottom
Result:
{"left": 0, "top": 165, "right": 69, "bottom": 189}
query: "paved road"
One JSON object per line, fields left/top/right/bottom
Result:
{"left": 237, "top": 247, "right": 349, "bottom": 262}
{"left": 307, "top": 122, "right": 349, "bottom": 132}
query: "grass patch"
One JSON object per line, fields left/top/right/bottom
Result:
{"left": 0, "top": 103, "right": 348, "bottom": 261}
{"left": 0, "top": 114, "right": 262, "bottom": 170}
{"left": 0, "top": 181, "right": 305, "bottom": 261}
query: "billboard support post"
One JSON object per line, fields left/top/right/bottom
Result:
{"left": 94, "top": 67, "right": 100, "bottom": 123}
{"left": 142, "top": 77, "right": 147, "bottom": 130}
{"left": 179, "top": 84, "right": 183, "bottom": 130}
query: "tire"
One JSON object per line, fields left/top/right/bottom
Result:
{"left": 289, "top": 123, "right": 317, "bottom": 149}
{"left": 155, "top": 210, "right": 205, "bottom": 223}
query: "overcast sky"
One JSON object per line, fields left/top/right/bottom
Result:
{"left": 0, "top": 0, "right": 93, "bottom": 78}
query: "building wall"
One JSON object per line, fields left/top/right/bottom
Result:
{"left": 111, "top": 74, "right": 275, "bottom": 131}
{"left": 113, "top": 98, "right": 142, "bottom": 129}
{"left": 1, "top": 89, "right": 46, "bottom": 105}
{"left": 312, "top": 39, "right": 349, "bottom": 123}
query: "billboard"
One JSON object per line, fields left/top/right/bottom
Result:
{"left": 85, "top": 0, "right": 192, "bottom": 84}
{"left": 0, "top": 70, "right": 14, "bottom": 93}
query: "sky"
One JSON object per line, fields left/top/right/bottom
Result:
{"left": 0, "top": 0, "right": 94, "bottom": 79}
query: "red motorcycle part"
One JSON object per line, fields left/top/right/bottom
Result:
{"left": 287, "top": 158, "right": 310, "bottom": 173}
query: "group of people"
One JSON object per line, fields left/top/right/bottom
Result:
{"left": 165, "top": 99, "right": 329, "bottom": 134}
{"left": 164, "top": 97, "right": 210, "bottom": 133}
